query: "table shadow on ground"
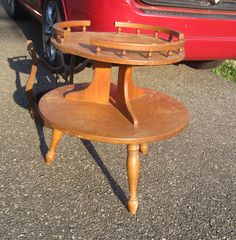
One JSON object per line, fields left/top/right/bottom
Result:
{"left": 81, "top": 139, "right": 128, "bottom": 209}
{"left": 8, "top": 55, "right": 128, "bottom": 209}
{"left": 8, "top": 55, "right": 57, "bottom": 158}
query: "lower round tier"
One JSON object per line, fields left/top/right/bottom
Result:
{"left": 39, "top": 84, "right": 189, "bottom": 144}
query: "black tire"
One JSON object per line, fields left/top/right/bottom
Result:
{"left": 42, "top": 0, "right": 87, "bottom": 73}
{"left": 42, "top": 0, "right": 65, "bottom": 67}
{"left": 185, "top": 60, "right": 225, "bottom": 69}
{"left": 6, "top": 0, "right": 27, "bottom": 19}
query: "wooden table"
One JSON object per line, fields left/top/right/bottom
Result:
{"left": 38, "top": 21, "right": 189, "bottom": 214}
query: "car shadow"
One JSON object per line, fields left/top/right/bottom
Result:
{"left": 3, "top": 0, "right": 128, "bottom": 210}
{"left": 2, "top": 0, "right": 44, "bottom": 57}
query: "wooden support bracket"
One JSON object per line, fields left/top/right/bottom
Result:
{"left": 64, "top": 61, "right": 112, "bottom": 104}
{"left": 113, "top": 65, "right": 145, "bottom": 127}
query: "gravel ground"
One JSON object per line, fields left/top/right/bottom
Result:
{"left": 0, "top": 1, "right": 235, "bottom": 239}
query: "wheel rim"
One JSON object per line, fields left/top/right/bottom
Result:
{"left": 43, "top": 1, "right": 57, "bottom": 63}
{"left": 8, "top": 0, "right": 15, "bottom": 13}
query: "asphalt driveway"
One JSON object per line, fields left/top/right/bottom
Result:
{"left": 0, "top": 1, "right": 235, "bottom": 239}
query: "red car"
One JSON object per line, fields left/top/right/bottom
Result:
{"left": 7, "top": 0, "right": 236, "bottom": 68}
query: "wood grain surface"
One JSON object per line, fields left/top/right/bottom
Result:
{"left": 39, "top": 84, "right": 189, "bottom": 144}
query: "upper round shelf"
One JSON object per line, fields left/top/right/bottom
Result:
{"left": 51, "top": 20, "right": 185, "bottom": 66}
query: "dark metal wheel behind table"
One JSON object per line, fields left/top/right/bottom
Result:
{"left": 42, "top": 0, "right": 65, "bottom": 67}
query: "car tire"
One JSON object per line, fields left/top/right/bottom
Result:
{"left": 7, "top": 0, "right": 27, "bottom": 19}
{"left": 185, "top": 60, "right": 224, "bottom": 69}
{"left": 42, "top": 0, "right": 65, "bottom": 67}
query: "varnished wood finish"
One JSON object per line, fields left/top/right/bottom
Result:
{"left": 39, "top": 84, "right": 188, "bottom": 144}
{"left": 114, "top": 22, "right": 184, "bottom": 39}
{"left": 65, "top": 63, "right": 146, "bottom": 126}
{"left": 37, "top": 21, "right": 188, "bottom": 214}
{"left": 114, "top": 65, "right": 145, "bottom": 127}
{"left": 45, "top": 129, "right": 63, "bottom": 165}
{"left": 140, "top": 143, "right": 148, "bottom": 155}
{"left": 51, "top": 21, "right": 185, "bottom": 66}
{"left": 53, "top": 20, "right": 91, "bottom": 40}
{"left": 127, "top": 144, "right": 140, "bottom": 215}
{"left": 65, "top": 61, "right": 112, "bottom": 104}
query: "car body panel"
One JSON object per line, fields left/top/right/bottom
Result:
{"left": 19, "top": 0, "right": 236, "bottom": 60}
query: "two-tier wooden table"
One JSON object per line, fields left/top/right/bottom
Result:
{"left": 38, "top": 21, "right": 189, "bottom": 214}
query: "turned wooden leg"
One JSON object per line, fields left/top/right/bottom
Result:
{"left": 45, "top": 129, "right": 63, "bottom": 165}
{"left": 140, "top": 143, "right": 148, "bottom": 155}
{"left": 127, "top": 144, "right": 140, "bottom": 215}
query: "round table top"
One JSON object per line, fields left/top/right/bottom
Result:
{"left": 51, "top": 31, "right": 185, "bottom": 65}
{"left": 39, "top": 84, "right": 189, "bottom": 144}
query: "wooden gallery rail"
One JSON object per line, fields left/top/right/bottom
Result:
{"left": 26, "top": 21, "right": 189, "bottom": 215}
